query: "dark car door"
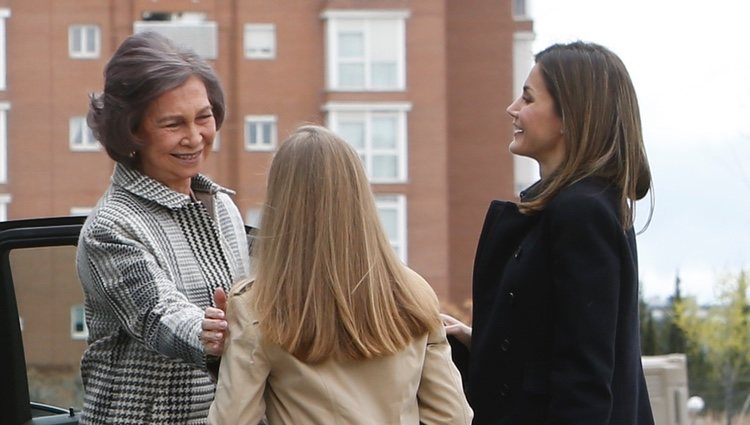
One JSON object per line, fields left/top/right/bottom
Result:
{"left": 0, "top": 216, "right": 84, "bottom": 425}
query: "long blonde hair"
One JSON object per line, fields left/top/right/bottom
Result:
{"left": 250, "top": 125, "right": 440, "bottom": 363}
{"left": 520, "top": 41, "right": 653, "bottom": 230}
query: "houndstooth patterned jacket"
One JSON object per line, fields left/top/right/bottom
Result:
{"left": 76, "top": 163, "right": 251, "bottom": 424}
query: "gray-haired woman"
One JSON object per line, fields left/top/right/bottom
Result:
{"left": 76, "top": 31, "right": 250, "bottom": 424}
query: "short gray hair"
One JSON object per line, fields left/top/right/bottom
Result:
{"left": 88, "top": 31, "right": 226, "bottom": 167}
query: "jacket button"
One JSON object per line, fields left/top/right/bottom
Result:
{"left": 507, "top": 291, "right": 515, "bottom": 304}
{"left": 513, "top": 246, "right": 522, "bottom": 260}
{"left": 500, "top": 338, "right": 511, "bottom": 352}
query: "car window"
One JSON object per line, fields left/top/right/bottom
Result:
{"left": 12, "top": 245, "right": 85, "bottom": 412}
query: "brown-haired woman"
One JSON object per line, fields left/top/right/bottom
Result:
{"left": 208, "top": 125, "right": 472, "bottom": 424}
{"left": 443, "top": 41, "right": 655, "bottom": 424}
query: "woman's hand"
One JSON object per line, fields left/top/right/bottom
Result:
{"left": 440, "top": 313, "right": 472, "bottom": 348}
{"left": 201, "top": 288, "right": 228, "bottom": 357}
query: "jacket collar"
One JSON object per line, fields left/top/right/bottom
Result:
{"left": 111, "top": 163, "right": 234, "bottom": 210}
{"left": 519, "top": 179, "right": 543, "bottom": 202}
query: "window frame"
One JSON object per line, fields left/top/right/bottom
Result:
{"left": 244, "top": 23, "right": 276, "bottom": 60}
{"left": 375, "top": 194, "right": 407, "bottom": 263}
{"left": 322, "top": 9, "right": 409, "bottom": 92}
{"left": 244, "top": 115, "right": 278, "bottom": 152}
{"left": 324, "top": 102, "right": 411, "bottom": 183}
{"left": 0, "top": 9, "right": 11, "bottom": 91}
{"left": 0, "top": 102, "right": 9, "bottom": 183}
{"left": 513, "top": 0, "right": 529, "bottom": 20}
{"left": 68, "top": 24, "right": 101, "bottom": 59}
{"left": 69, "top": 116, "right": 100, "bottom": 152}
{"left": 0, "top": 193, "right": 10, "bottom": 221}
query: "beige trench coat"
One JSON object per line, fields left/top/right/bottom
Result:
{"left": 208, "top": 272, "right": 472, "bottom": 425}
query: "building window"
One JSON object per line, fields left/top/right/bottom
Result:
{"left": 322, "top": 10, "right": 409, "bottom": 91}
{"left": 71, "top": 304, "right": 88, "bottom": 340}
{"left": 69, "top": 25, "right": 100, "bottom": 59}
{"left": 244, "top": 24, "right": 276, "bottom": 59}
{"left": 69, "top": 117, "right": 100, "bottom": 152}
{"left": 244, "top": 115, "right": 277, "bottom": 151}
{"left": 513, "top": 0, "right": 528, "bottom": 19}
{"left": 0, "top": 193, "right": 10, "bottom": 221}
{"left": 0, "top": 9, "right": 10, "bottom": 91}
{"left": 375, "top": 195, "right": 407, "bottom": 263}
{"left": 325, "top": 102, "right": 410, "bottom": 183}
{"left": 0, "top": 102, "right": 8, "bottom": 183}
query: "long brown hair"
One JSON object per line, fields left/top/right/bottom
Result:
{"left": 519, "top": 41, "right": 653, "bottom": 230}
{"left": 249, "top": 125, "right": 440, "bottom": 363}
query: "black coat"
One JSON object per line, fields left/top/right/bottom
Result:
{"left": 464, "top": 177, "right": 654, "bottom": 425}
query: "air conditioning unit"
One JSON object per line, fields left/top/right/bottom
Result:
{"left": 133, "top": 21, "right": 218, "bottom": 59}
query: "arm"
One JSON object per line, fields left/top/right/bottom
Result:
{"left": 545, "top": 193, "right": 623, "bottom": 422}
{"left": 78, "top": 225, "right": 207, "bottom": 366}
{"left": 208, "top": 294, "right": 269, "bottom": 424}
{"left": 418, "top": 324, "right": 474, "bottom": 425}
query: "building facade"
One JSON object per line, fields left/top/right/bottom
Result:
{"left": 0, "top": 0, "right": 534, "bottom": 408}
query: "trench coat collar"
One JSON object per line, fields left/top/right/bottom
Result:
{"left": 111, "top": 162, "right": 235, "bottom": 210}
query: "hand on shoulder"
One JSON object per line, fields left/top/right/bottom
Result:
{"left": 440, "top": 313, "right": 472, "bottom": 348}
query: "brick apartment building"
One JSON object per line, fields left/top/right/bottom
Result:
{"left": 0, "top": 0, "right": 535, "bottom": 408}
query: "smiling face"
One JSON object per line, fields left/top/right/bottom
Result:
{"left": 506, "top": 63, "right": 566, "bottom": 178}
{"left": 136, "top": 75, "right": 216, "bottom": 195}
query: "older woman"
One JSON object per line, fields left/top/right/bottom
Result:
{"left": 76, "top": 32, "right": 250, "bottom": 424}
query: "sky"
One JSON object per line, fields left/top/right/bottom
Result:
{"left": 528, "top": 0, "right": 750, "bottom": 304}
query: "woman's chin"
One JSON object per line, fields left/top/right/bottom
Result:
{"left": 508, "top": 139, "right": 524, "bottom": 156}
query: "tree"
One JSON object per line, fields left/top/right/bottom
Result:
{"left": 666, "top": 273, "right": 687, "bottom": 353}
{"left": 675, "top": 270, "right": 750, "bottom": 425}
{"left": 639, "top": 292, "right": 658, "bottom": 355}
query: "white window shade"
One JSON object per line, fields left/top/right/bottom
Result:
{"left": 244, "top": 24, "right": 276, "bottom": 59}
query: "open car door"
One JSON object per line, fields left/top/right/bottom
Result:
{"left": 0, "top": 216, "right": 84, "bottom": 425}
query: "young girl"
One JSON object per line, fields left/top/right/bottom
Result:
{"left": 208, "top": 125, "right": 472, "bottom": 424}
